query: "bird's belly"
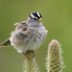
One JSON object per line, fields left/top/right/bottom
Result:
{"left": 25, "top": 33, "right": 44, "bottom": 51}
{"left": 10, "top": 30, "right": 45, "bottom": 53}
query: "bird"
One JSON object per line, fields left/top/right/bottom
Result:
{"left": 0, "top": 12, "right": 48, "bottom": 54}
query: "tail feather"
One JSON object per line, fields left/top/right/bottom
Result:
{"left": 0, "top": 38, "right": 11, "bottom": 48}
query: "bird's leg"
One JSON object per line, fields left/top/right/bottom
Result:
{"left": 23, "top": 50, "right": 35, "bottom": 60}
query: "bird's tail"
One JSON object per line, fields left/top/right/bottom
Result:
{"left": 0, "top": 38, "right": 10, "bottom": 48}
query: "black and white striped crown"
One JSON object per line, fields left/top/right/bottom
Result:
{"left": 30, "top": 12, "right": 42, "bottom": 20}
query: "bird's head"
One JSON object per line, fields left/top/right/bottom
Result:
{"left": 29, "top": 12, "right": 42, "bottom": 21}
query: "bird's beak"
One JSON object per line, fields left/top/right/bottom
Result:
{"left": 38, "top": 18, "right": 42, "bottom": 22}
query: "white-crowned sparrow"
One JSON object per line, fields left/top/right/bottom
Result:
{"left": 0, "top": 12, "right": 48, "bottom": 53}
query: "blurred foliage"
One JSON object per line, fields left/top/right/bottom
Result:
{"left": 0, "top": 0, "right": 72, "bottom": 72}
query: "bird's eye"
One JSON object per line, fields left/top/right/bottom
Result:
{"left": 33, "top": 18, "right": 38, "bottom": 20}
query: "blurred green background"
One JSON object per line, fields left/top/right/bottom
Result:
{"left": 0, "top": 0, "right": 72, "bottom": 72}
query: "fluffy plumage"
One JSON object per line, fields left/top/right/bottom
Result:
{"left": 0, "top": 12, "right": 48, "bottom": 53}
